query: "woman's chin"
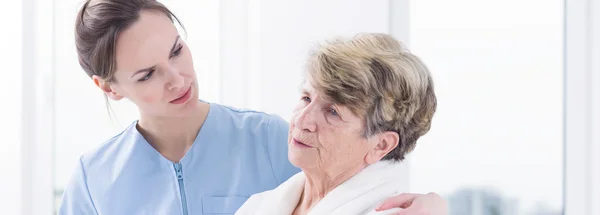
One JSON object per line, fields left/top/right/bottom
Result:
{"left": 288, "top": 150, "right": 315, "bottom": 169}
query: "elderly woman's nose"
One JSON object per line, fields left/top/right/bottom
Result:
{"left": 295, "top": 106, "right": 317, "bottom": 132}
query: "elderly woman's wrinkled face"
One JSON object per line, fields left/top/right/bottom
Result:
{"left": 288, "top": 81, "right": 376, "bottom": 171}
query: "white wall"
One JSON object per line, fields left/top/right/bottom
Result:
{"left": 0, "top": 1, "right": 23, "bottom": 214}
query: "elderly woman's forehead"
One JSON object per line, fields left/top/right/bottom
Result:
{"left": 300, "top": 80, "right": 316, "bottom": 93}
{"left": 301, "top": 81, "right": 328, "bottom": 96}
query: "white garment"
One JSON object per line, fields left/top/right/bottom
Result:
{"left": 235, "top": 160, "right": 406, "bottom": 215}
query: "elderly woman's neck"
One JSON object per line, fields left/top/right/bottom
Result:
{"left": 293, "top": 163, "right": 368, "bottom": 215}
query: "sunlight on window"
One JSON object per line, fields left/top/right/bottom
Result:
{"left": 408, "top": 1, "right": 564, "bottom": 215}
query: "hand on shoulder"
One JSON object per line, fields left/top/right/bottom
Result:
{"left": 374, "top": 192, "right": 448, "bottom": 215}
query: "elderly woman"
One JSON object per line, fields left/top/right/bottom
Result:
{"left": 235, "top": 33, "right": 438, "bottom": 215}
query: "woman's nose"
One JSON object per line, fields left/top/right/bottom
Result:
{"left": 166, "top": 67, "right": 185, "bottom": 91}
{"left": 294, "top": 106, "right": 317, "bottom": 132}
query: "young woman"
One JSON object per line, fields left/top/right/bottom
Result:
{"left": 59, "top": 1, "right": 447, "bottom": 214}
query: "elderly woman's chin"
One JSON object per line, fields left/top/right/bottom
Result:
{"left": 287, "top": 140, "right": 317, "bottom": 169}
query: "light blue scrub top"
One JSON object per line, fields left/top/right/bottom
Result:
{"left": 58, "top": 102, "right": 301, "bottom": 215}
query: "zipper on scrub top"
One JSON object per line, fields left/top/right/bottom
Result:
{"left": 174, "top": 163, "right": 188, "bottom": 215}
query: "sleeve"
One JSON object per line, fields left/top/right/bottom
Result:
{"left": 266, "top": 115, "right": 301, "bottom": 185}
{"left": 57, "top": 156, "right": 99, "bottom": 215}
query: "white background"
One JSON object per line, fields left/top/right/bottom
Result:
{"left": 0, "top": 0, "right": 597, "bottom": 215}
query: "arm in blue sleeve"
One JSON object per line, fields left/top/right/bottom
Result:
{"left": 58, "top": 156, "right": 98, "bottom": 215}
{"left": 266, "top": 115, "right": 301, "bottom": 185}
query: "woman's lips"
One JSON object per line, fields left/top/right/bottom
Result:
{"left": 293, "top": 138, "right": 313, "bottom": 148}
{"left": 170, "top": 86, "right": 192, "bottom": 104}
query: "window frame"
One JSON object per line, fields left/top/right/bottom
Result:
{"left": 21, "top": 0, "right": 56, "bottom": 214}
{"left": 564, "top": 0, "right": 600, "bottom": 214}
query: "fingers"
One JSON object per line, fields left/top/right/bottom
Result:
{"left": 375, "top": 193, "right": 422, "bottom": 211}
{"left": 391, "top": 208, "right": 421, "bottom": 215}
{"left": 390, "top": 192, "right": 448, "bottom": 215}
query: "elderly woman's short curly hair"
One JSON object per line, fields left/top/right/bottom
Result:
{"left": 307, "top": 33, "right": 437, "bottom": 161}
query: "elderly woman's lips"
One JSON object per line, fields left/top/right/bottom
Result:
{"left": 293, "top": 138, "right": 312, "bottom": 148}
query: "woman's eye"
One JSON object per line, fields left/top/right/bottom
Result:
{"left": 138, "top": 70, "right": 154, "bottom": 82}
{"left": 329, "top": 108, "right": 339, "bottom": 116}
{"left": 170, "top": 45, "right": 183, "bottom": 58}
{"left": 302, "top": 96, "right": 311, "bottom": 102}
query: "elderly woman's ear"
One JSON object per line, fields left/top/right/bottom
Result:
{"left": 365, "top": 131, "right": 400, "bottom": 164}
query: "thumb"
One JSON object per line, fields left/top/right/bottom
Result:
{"left": 375, "top": 193, "right": 420, "bottom": 211}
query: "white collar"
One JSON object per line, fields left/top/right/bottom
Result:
{"left": 253, "top": 160, "right": 407, "bottom": 215}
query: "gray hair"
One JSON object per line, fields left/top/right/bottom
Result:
{"left": 307, "top": 33, "right": 437, "bottom": 161}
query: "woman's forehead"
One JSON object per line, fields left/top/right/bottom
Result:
{"left": 115, "top": 10, "right": 179, "bottom": 74}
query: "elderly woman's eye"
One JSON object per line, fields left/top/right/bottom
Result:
{"left": 329, "top": 108, "right": 339, "bottom": 116}
{"left": 302, "top": 96, "right": 311, "bottom": 102}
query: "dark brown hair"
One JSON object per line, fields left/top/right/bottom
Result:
{"left": 75, "top": 0, "right": 184, "bottom": 82}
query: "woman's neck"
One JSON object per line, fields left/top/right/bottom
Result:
{"left": 293, "top": 163, "right": 367, "bottom": 215}
{"left": 137, "top": 101, "right": 210, "bottom": 162}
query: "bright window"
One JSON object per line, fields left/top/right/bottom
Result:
{"left": 408, "top": 1, "right": 564, "bottom": 214}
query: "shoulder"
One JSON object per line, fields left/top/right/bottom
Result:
{"left": 60, "top": 121, "right": 141, "bottom": 214}
{"left": 208, "top": 103, "right": 290, "bottom": 142}
{"left": 211, "top": 103, "right": 289, "bottom": 131}
{"left": 78, "top": 121, "right": 140, "bottom": 172}
{"left": 209, "top": 103, "right": 299, "bottom": 183}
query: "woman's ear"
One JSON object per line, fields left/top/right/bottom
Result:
{"left": 365, "top": 131, "right": 399, "bottom": 164}
{"left": 92, "top": 75, "right": 124, "bottom": 101}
